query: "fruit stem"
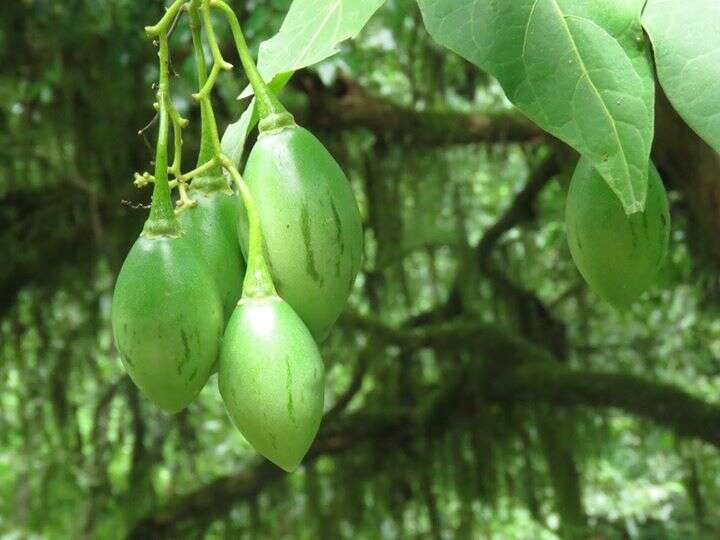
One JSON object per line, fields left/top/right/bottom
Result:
{"left": 193, "top": 0, "right": 233, "bottom": 102}
{"left": 219, "top": 155, "right": 277, "bottom": 299}
{"left": 186, "top": 2, "right": 276, "bottom": 297}
{"left": 144, "top": 31, "right": 181, "bottom": 237}
{"left": 144, "top": 0, "right": 184, "bottom": 37}
{"left": 210, "top": 0, "right": 295, "bottom": 133}
{"left": 166, "top": 96, "right": 187, "bottom": 178}
{"left": 181, "top": 157, "right": 221, "bottom": 182}
{"left": 189, "top": 0, "right": 223, "bottom": 176}
{"left": 144, "top": 1, "right": 275, "bottom": 291}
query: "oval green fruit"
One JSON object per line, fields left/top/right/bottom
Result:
{"left": 240, "top": 125, "right": 363, "bottom": 341}
{"left": 179, "top": 175, "right": 245, "bottom": 321}
{"left": 565, "top": 158, "right": 670, "bottom": 309}
{"left": 111, "top": 234, "right": 223, "bottom": 413}
{"left": 219, "top": 296, "right": 325, "bottom": 472}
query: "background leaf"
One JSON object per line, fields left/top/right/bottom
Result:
{"left": 240, "top": 0, "right": 386, "bottom": 98}
{"left": 220, "top": 101, "right": 256, "bottom": 167}
{"left": 643, "top": 0, "right": 720, "bottom": 153}
{"left": 418, "top": 0, "right": 655, "bottom": 214}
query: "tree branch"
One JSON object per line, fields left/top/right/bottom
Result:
{"left": 489, "top": 363, "right": 720, "bottom": 448}
{"left": 295, "top": 72, "right": 546, "bottom": 147}
{"left": 127, "top": 460, "right": 282, "bottom": 539}
{"left": 653, "top": 90, "right": 720, "bottom": 271}
{"left": 406, "top": 152, "right": 566, "bottom": 327}
{"left": 475, "top": 152, "right": 563, "bottom": 266}
{"left": 128, "top": 313, "right": 720, "bottom": 537}
{"left": 325, "top": 351, "right": 370, "bottom": 422}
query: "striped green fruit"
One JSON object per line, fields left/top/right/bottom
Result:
{"left": 219, "top": 296, "right": 325, "bottom": 472}
{"left": 111, "top": 233, "right": 223, "bottom": 412}
{"left": 565, "top": 157, "right": 670, "bottom": 309}
{"left": 179, "top": 175, "right": 245, "bottom": 321}
{"left": 240, "top": 125, "right": 363, "bottom": 341}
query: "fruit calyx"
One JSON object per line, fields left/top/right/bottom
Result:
{"left": 189, "top": 174, "right": 231, "bottom": 195}
{"left": 142, "top": 215, "right": 182, "bottom": 238}
{"left": 258, "top": 111, "right": 297, "bottom": 135}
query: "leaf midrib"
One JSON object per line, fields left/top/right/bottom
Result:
{"left": 296, "top": 2, "right": 342, "bottom": 66}
{"left": 523, "top": 0, "right": 634, "bottom": 201}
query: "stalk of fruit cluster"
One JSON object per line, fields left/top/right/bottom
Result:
{"left": 211, "top": 0, "right": 295, "bottom": 132}
{"left": 143, "top": 29, "right": 179, "bottom": 236}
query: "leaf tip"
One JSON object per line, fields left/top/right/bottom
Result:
{"left": 624, "top": 200, "right": 645, "bottom": 216}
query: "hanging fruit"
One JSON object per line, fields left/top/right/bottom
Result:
{"left": 112, "top": 26, "right": 223, "bottom": 413}
{"left": 219, "top": 156, "right": 325, "bottom": 472}
{"left": 240, "top": 122, "right": 363, "bottom": 341}
{"left": 566, "top": 157, "right": 670, "bottom": 309}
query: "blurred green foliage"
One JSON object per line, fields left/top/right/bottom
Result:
{"left": 1, "top": 1, "right": 719, "bottom": 539}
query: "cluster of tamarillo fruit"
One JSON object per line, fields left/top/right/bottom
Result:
{"left": 565, "top": 158, "right": 671, "bottom": 310}
{"left": 112, "top": 1, "right": 671, "bottom": 474}
{"left": 111, "top": 1, "right": 362, "bottom": 472}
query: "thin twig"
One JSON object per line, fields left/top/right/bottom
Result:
{"left": 167, "top": 5, "right": 184, "bottom": 38}
{"left": 121, "top": 200, "right": 152, "bottom": 210}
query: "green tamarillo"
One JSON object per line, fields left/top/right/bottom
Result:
{"left": 219, "top": 135, "right": 326, "bottom": 472}
{"left": 179, "top": 174, "right": 246, "bottom": 321}
{"left": 111, "top": 228, "right": 224, "bottom": 413}
{"left": 219, "top": 295, "right": 325, "bottom": 472}
{"left": 112, "top": 36, "right": 224, "bottom": 412}
{"left": 565, "top": 157, "right": 670, "bottom": 309}
{"left": 239, "top": 124, "right": 363, "bottom": 341}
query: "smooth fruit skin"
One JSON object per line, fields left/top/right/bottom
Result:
{"left": 111, "top": 234, "right": 224, "bottom": 413}
{"left": 240, "top": 126, "right": 363, "bottom": 341}
{"left": 179, "top": 176, "right": 246, "bottom": 321}
{"left": 219, "top": 296, "right": 325, "bottom": 472}
{"left": 565, "top": 158, "right": 670, "bottom": 309}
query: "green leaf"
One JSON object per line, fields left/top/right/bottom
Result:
{"left": 643, "top": 0, "right": 720, "bottom": 153}
{"left": 220, "top": 99, "right": 257, "bottom": 168}
{"left": 418, "top": 0, "right": 656, "bottom": 213}
{"left": 240, "top": 0, "right": 386, "bottom": 98}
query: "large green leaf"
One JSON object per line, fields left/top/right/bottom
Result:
{"left": 643, "top": 0, "right": 720, "bottom": 153}
{"left": 226, "top": 0, "right": 385, "bottom": 161}
{"left": 240, "top": 0, "right": 385, "bottom": 98}
{"left": 418, "top": 0, "right": 656, "bottom": 213}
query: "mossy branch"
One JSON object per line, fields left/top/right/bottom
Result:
{"left": 127, "top": 313, "right": 720, "bottom": 537}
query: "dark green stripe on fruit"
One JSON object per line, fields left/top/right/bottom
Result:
{"left": 301, "top": 203, "right": 323, "bottom": 285}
